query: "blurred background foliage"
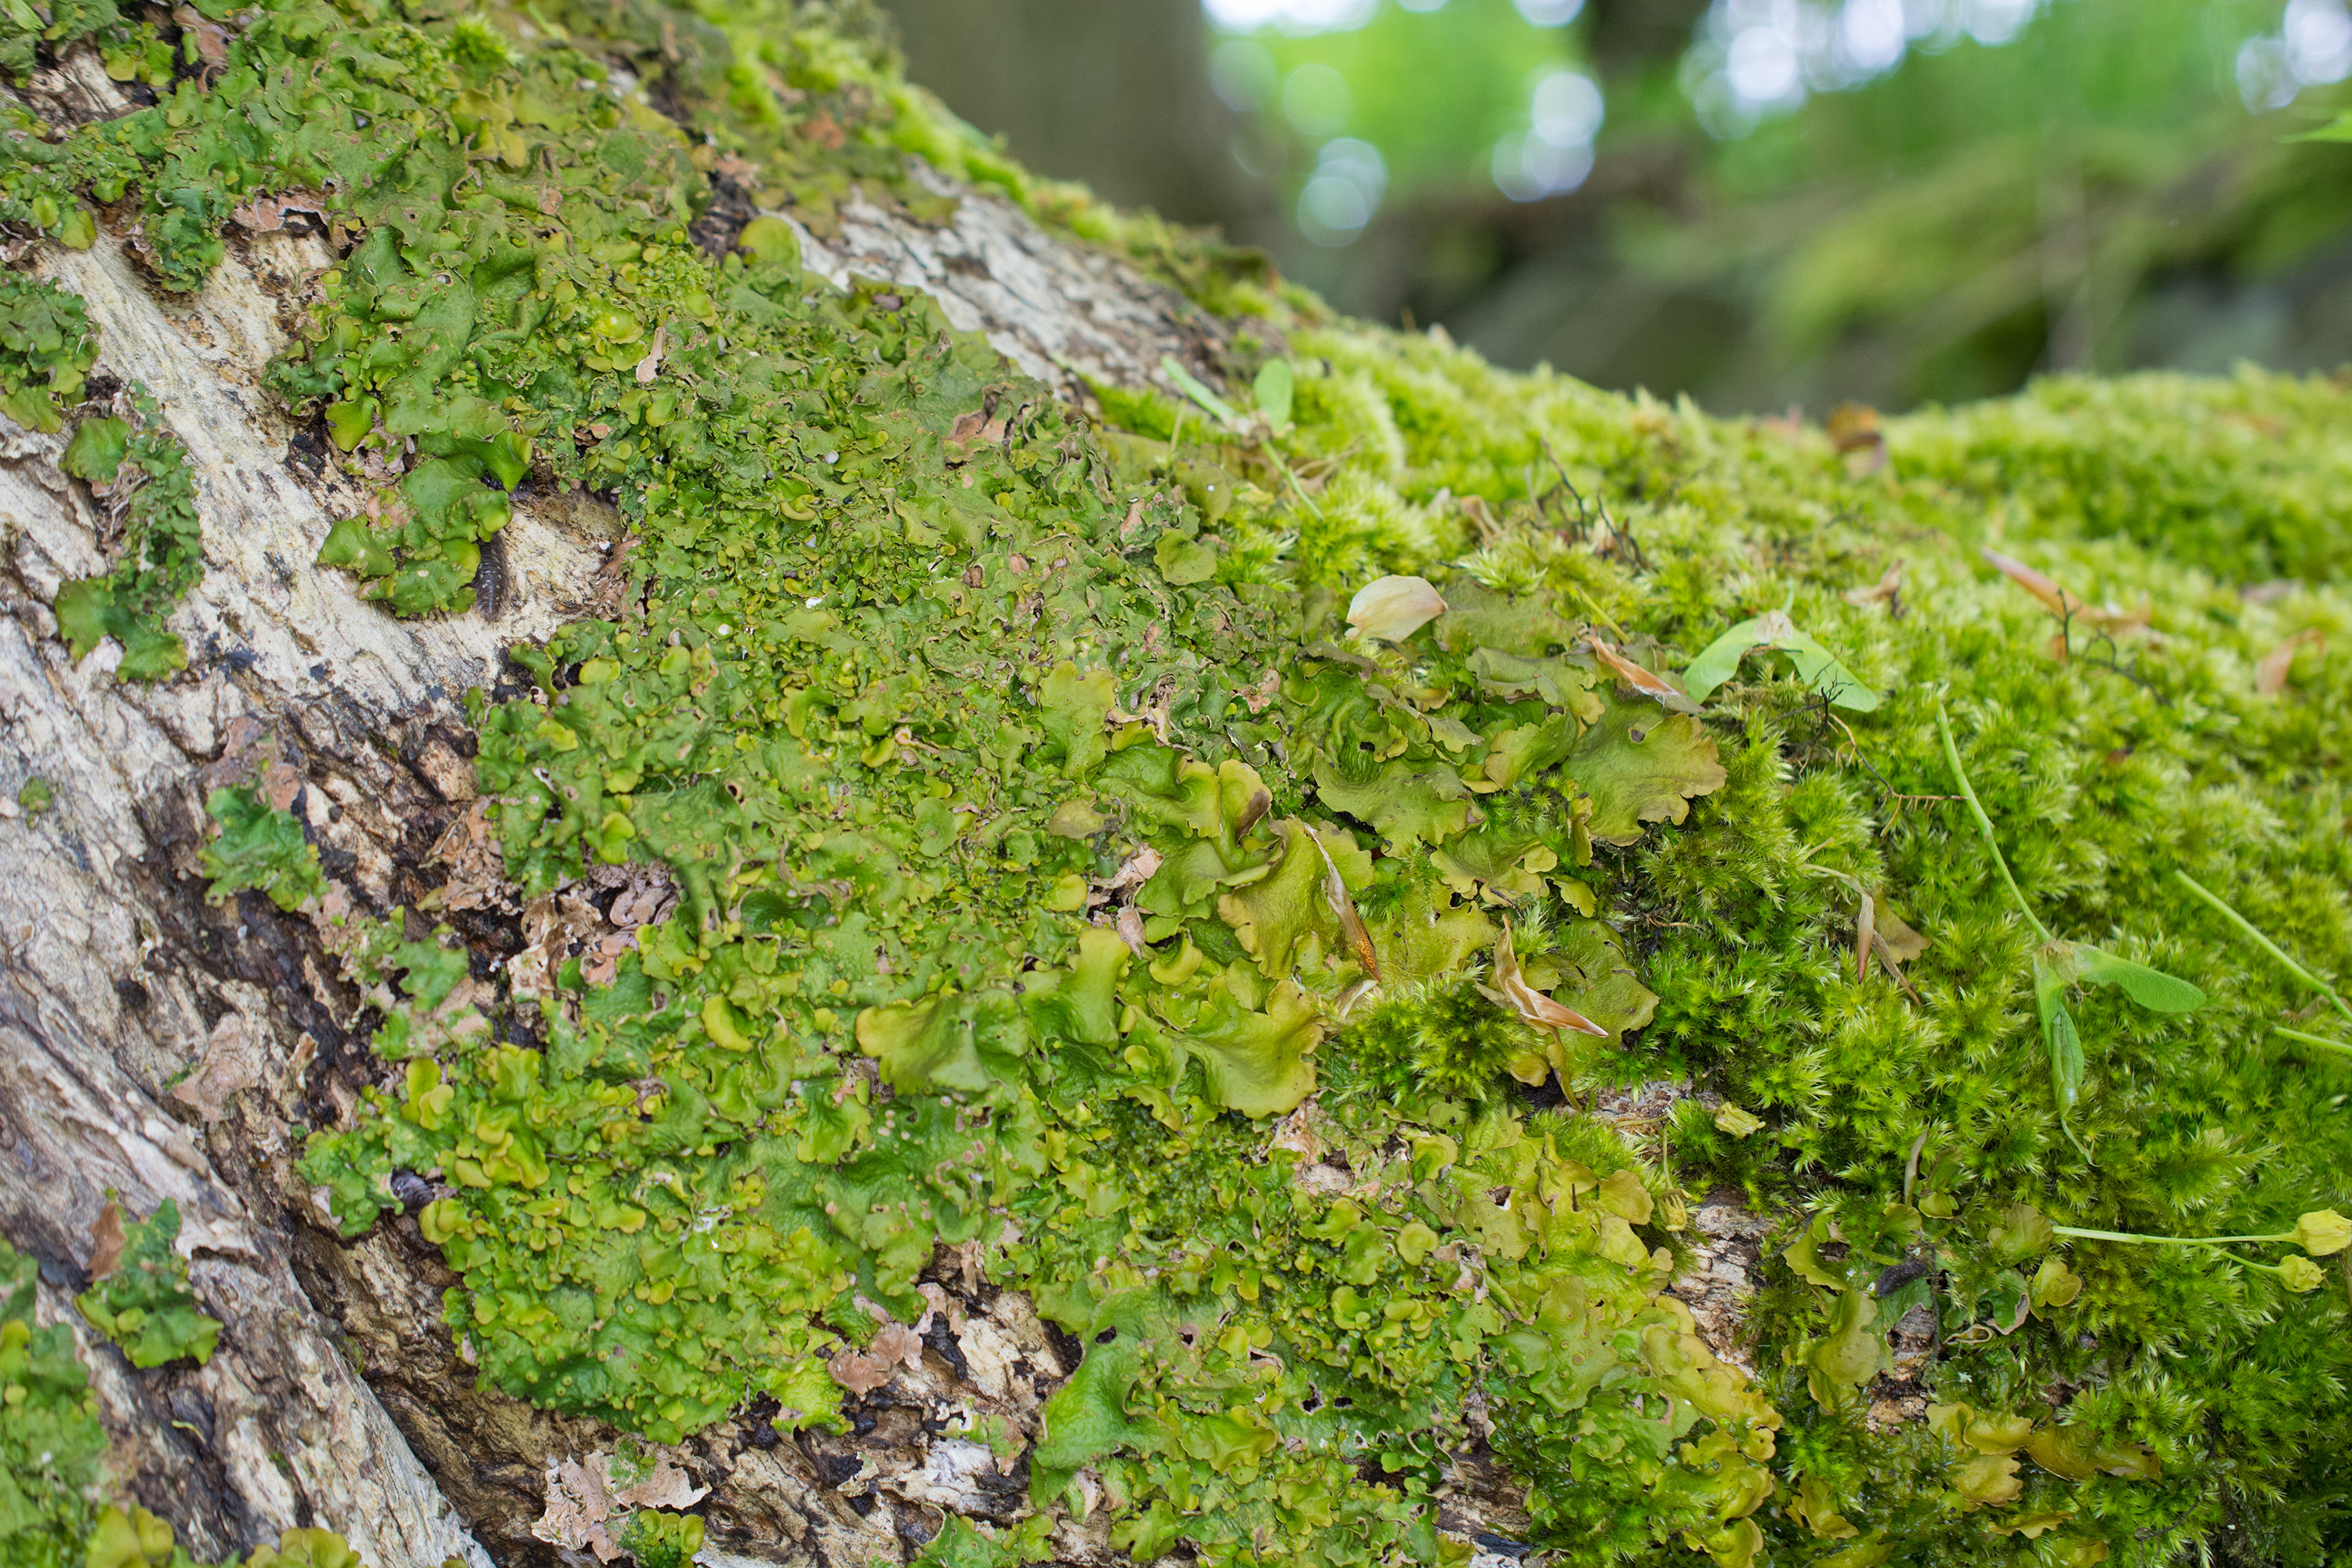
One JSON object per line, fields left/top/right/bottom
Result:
{"left": 883, "top": 0, "right": 2352, "bottom": 414}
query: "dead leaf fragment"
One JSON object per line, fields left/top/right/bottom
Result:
{"left": 172, "top": 1012, "right": 263, "bottom": 1122}
{"left": 633, "top": 324, "right": 667, "bottom": 385}
{"left": 2255, "top": 628, "right": 2324, "bottom": 696}
{"left": 87, "top": 1199, "right": 126, "bottom": 1281}
{"left": 1585, "top": 636, "right": 1700, "bottom": 713}
{"left": 1855, "top": 889, "right": 1876, "bottom": 985}
{"left": 533, "top": 1457, "right": 622, "bottom": 1563}
{"left": 1826, "top": 402, "right": 1886, "bottom": 474}
{"left": 606, "top": 1446, "right": 708, "bottom": 1510}
{"left": 828, "top": 1347, "right": 897, "bottom": 1395}
{"left": 871, "top": 1322, "right": 925, "bottom": 1370}
{"left": 172, "top": 5, "right": 230, "bottom": 66}
{"left": 1478, "top": 923, "right": 1607, "bottom": 1038}
{"left": 1981, "top": 548, "right": 2149, "bottom": 638}
{"left": 1306, "top": 828, "right": 1378, "bottom": 981}
{"left": 1842, "top": 561, "right": 1903, "bottom": 613}
{"left": 230, "top": 189, "right": 328, "bottom": 233}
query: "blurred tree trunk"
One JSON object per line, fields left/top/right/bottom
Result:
{"left": 884, "top": 0, "right": 1255, "bottom": 228}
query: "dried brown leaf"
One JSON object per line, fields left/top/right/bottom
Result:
{"left": 87, "top": 1198, "right": 126, "bottom": 1281}
{"left": 172, "top": 1012, "right": 263, "bottom": 1122}
{"left": 172, "top": 5, "right": 229, "bottom": 65}
{"left": 1982, "top": 547, "right": 2078, "bottom": 618}
{"left": 1842, "top": 562, "right": 1902, "bottom": 612}
{"left": 1308, "top": 829, "right": 1379, "bottom": 981}
{"left": 1826, "top": 401, "right": 1882, "bottom": 454}
{"left": 828, "top": 1348, "right": 897, "bottom": 1395}
{"left": 1488, "top": 924, "right": 1607, "bottom": 1037}
{"left": 633, "top": 324, "right": 667, "bottom": 386}
{"left": 2256, "top": 628, "right": 2324, "bottom": 697}
{"left": 1584, "top": 636, "right": 1700, "bottom": 714}
{"left": 1855, "top": 889, "right": 1876, "bottom": 985}
{"left": 871, "top": 1322, "right": 925, "bottom": 1369}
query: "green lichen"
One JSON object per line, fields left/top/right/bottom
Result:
{"left": 198, "top": 785, "right": 326, "bottom": 911}
{"left": 13, "top": 778, "right": 51, "bottom": 816}
{"left": 612, "top": 1509, "right": 702, "bottom": 1568}
{"left": 0, "top": 0, "right": 185, "bottom": 93}
{"left": 52, "top": 387, "right": 202, "bottom": 682}
{"left": 6, "top": 0, "right": 2348, "bottom": 1561}
{"left": 74, "top": 1199, "right": 220, "bottom": 1370}
{"left": 0, "top": 272, "right": 91, "bottom": 434}
{"left": 0, "top": 1240, "right": 104, "bottom": 1568}
{"left": 5, "top": 1233, "right": 375, "bottom": 1568}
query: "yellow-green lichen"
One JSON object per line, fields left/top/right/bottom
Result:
{"left": 51, "top": 386, "right": 202, "bottom": 682}
{"left": 74, "top": 1199, "right": 220, "bottom": 1370}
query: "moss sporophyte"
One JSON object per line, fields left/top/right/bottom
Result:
{"left": 5, "top": 0, "right": 2352, "bottom": 1563}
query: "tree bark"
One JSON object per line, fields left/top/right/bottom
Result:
{"left": 0, "top": 53, "right": 1247, "bottom": 1564}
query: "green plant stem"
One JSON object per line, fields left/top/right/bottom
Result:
{"left": 2173, "top": 870, "right": 2352, "bottom": 1028}
{"left": 1264, "top": 437, "right": 1326, "bottom": 521}
{"left": 2274, "top": 1025, "right": 2352, "bottom": 1059}
{"left": 2053, "top": 1225, "right": 2294, "bottom": 1246}
{"left": 1936, "top": 702, "right": 2053, "bottom": 944}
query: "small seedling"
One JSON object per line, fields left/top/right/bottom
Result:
{"left": 1160, "top": 354, "right": 1320, "bottom": 517}
{"left": 2172, "top": 869, "right": 2352, "bottom": 1062}
{"left": 2049, "top": 1208, "right": 2347, "bottom": 1293}
{"left": 1684, "top": 595, "right": 1878, "bottom": 711}
{"left": 1936, "top": 702, "right": 2206, "bottom": 1152}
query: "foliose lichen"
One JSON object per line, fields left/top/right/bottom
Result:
{"left": 199, "top": 784, "right": 328, "bottom": 911}
{"left": 74, "top": 1198, "right": 220, "bottom": 1370}
{"left": 0, "top": 270, "right": 91, "bottom": 431}
{"left": 52, "top": 384, "right": 203, "bottom": 682}
{"left": 0, "top": 1240, "right": 104, "bottom": 1568}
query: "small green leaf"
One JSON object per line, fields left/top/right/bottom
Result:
{"left": 1773, "top": 626, "right": 1879, "bottom": 712}
{"left": 1684, "top": 608, "right": 1876, "bottom": 710}
{"left": 1682, "top": 616, "right": 1769, "bottom": 702}
{"left": 2286, "top": 110, "right": 2352, "bottom": 141}
{"left": 1250, "top": 357, "right": 1293, "bottom": 430}
{"left": 2053, "top": 1011, "right": 2085, "bottom": 1110}
{"left": 2074, "top": 946, "right": 2205, "bottom": 1013}
{"left": 318, "top": 517, "right": 394, "bottom": 577}
{"left": 1159, "top": 355, "right": 1243, "bottom": 430}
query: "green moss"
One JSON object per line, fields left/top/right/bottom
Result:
{"left": 51, "top": 387, "right": 201, "bottom": 682}
{"left": 198, "top": 785, "right": 325, "bottom": 912}
{"left": 13, "top": 779, "right": 51, "bottom": 816}
{"left": 74, "top": 1200, "right": 219, "bottom": 1370}
{"left": 9, "top": 0, "right": 2348, "bottom": 1560}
